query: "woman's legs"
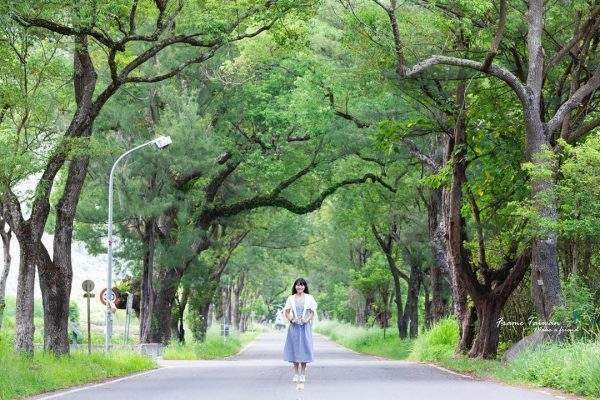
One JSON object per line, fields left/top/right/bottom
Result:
{"left": 300, "top": 362, "right": 307, "bottom": 375}
{"left": 293, "top": 362, "right": 299, "bottom": 374}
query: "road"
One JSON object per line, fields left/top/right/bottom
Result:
{"left": 32, "top": 331, "right": 566, "bottom": 400}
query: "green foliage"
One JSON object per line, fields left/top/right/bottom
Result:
{"left": 315, "top": 319, "right": 413, "bottom": 359}
{"left": 499, "top": 341, "right": 600, "bottom": 398}
{"left": 552, "top": 274, "right": 600, "bottom": 340}
{"left": 409, "top": 317, "right": 459, "bottom": 362}
{"left": 162, "top": 325, "right": 260, "bottom": 360}
{"left": 0, "top": 332, "right": 155, "bottom": 400}
{"left": 68, "top": 302, "right": 80, "bottom": 324}
{"left": 315, "top": 283, "right": 355, "bottom": 323}
{"left": 557, "top": 136, "right": 600, "bottom": 239}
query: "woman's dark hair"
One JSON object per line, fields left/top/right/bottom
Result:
{"left": 291, "top": 278, "right": 309, "bottom": 294}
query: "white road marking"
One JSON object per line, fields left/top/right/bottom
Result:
{"left": 32, "top": 366, "right": 169, "bottom": 400}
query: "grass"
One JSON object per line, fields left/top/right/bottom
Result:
{"left": 162, "top": 325, "right": 263, "bottom": 360}
{"left": 1, "top": 296, "right": 141, "bottom": 346}
{"left": 497, "top": 341, "right": 600, "bottom": 398}
{"left": 317, "top": 318, "right": 600, "bottom": 399}
{"left": 0, "top": 332, "right": 156, "bottom": 400}
{"left": 314, "top": 320, "right": 413, "bottom": 359}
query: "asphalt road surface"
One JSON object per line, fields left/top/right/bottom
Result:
{"left": 32, "top": 332, "right": 567, "bottom": 400}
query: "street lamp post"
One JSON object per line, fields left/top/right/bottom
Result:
{"left": 105, "top": 136, "right": 172, "bottom": 352}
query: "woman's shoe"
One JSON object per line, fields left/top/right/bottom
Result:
{"left": 292, "top": 374, "right": 299, "bottom": 382}
{"left": 299, "top": 375, "right": 306, "bottom": 383}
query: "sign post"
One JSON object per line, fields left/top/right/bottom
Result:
{"left": 99, "top": 287, "right": 118, "bottom": 351}
{"left": 124, "top": 292, "right": 133, "bottom": 344}
{"left": 82, "top": 280, "right": 95, "bottom": 354}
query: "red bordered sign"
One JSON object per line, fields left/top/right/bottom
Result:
{"left": 99, "top": 288, "right": 118, "bottom": 306}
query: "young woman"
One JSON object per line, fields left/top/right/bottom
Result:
{"left": 282, "top": 277, "right": 317, "bottom": 383}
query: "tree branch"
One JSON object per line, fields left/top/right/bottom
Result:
{"left": 205, "top": 161, "right": 241, "bottom": 203}
{"left": 567, "top": 117, "right": 600, "bottom": 143}
{"left": 466, "top": 187, "right": 487, "bottom": 270}
{"left": 400, "top": 138, "right": 439, "bottom": 170}
{"left": 404, "top": 55, "right": 528, "bottom": 105}
{"left": 209, "top": 230, "right": 249, "bottom": 281}
{"left": 207, "top": 173, "right": 395, "bottom": 220}
{"left": 12, "top": 15, "right": 121, "bottom": 50}
{"left": 326, "top": 89, "right": 369, "bottom": 128}
{"left": 481, "top": 0, "right": 507, "bottom": 72}
{"left": 547, "top": 68, "right": 600, "bottom": 135}
{"left": 125, "top": 48, "right": 218, "bottom": 84}
{"left": 545, "top": 6, "right": 600, "bottom": 72}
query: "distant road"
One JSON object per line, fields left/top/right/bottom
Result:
{"left": 30, "top": 332, "right": 567, "bottom": 400}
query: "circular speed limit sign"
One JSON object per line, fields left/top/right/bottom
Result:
{"left": 99, "top": 288, "right": 117, "bottom": 305}
{"left": 82, "top": 280, "right": 95, "bottom": 293}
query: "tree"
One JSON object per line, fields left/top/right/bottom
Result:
{"left": 1, "top": 0, "right": 308, "bottom": 354}
{"left": 0, "top": 215, "right": 11, "bottom": 332}
{"left": 371, "top": 0, "right": 600, "bottom": 326}
{"left": 74, "top": 25, "right": 394, "bottom": 344}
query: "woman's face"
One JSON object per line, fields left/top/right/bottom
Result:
{"left": 295, "top": 282, "right": 305, "bottom": 293}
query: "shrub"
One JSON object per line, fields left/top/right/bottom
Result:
{"left": 409, "top": 317, "right": 459, "bottom": 361}
{"left": 552, "top": 274, "right": 600, "bottom": 340}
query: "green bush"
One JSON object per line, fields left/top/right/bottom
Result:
{"left": 552, "top": 274, "right": 600, "bottom": 340}
{"left": 316, "top": 284, "right": 355, "bottom": 323}
{"left": 409, "top": 317, "right": 459, "bottom": 361}
{"left": 163, "top": 325, "right": 260, "bottom": 360}
{"left": 315, "top": 319, "right": 412, "bottom": 360}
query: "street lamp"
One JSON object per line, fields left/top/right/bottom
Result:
{"left": 105, "top": 136, "right": 172, "bottom": 352}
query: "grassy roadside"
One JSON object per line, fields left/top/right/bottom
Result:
{"left": 315, "top": 320, "right": 413, "bottom": 359}
{"left": 0, "top": 333, "right": 156, "bottom": 400}
{"left": 162, "top": 325, "right": 263, "bottom": 360}
{"left": 315, "top": 319, "right": 600, "bottom": 399}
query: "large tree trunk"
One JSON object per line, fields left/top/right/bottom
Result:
{"left": 38, "top": 260, "right": 72, "bottom": 354}
{"left": 391, "top": 271, "right": 405, "bottom": 338}
{"left": 443, "top": 128, "right": 474, "bottom": 352}
{"left": 15, "top": 240, "right": 36, "bottom": 353}
{"left": 525, "top": 117, "right": 561, "bottom": 322}
{"left": 39, "top": 156, "right": 89, "bottom": 354}
{"left": 141, "top": 267, "right": 181, "bottom": 344}
{"left": 399, "top": 262, "right": 421, "bottom": 338}
{"left": 232, "top": 273, "right": 244, "bottom": 331}
{"left": 428, "top": 188, "right": 449, "bottom": 322}
{"left": 170, "top": 286, "right": 189, "bottom": 343}
{"left": 36, "top": 36, "right": 97, "bottom": 355}
{"left": 524, "top": 0, "right": 562, "bottom": 322}
{"left": 423, "top": 283, "right": 432, "bottom": 329}
{"left": 189, "top": 284, "right": 218, "bottom": 342}
{"left": 469, "top": 297, "right": 504, "bottom": 358}
{"left": 222, "top": 285, "right": 232, "bottom": 325}
{"left": 446, "top": 77, "right": 477, "bottom": 354}
{"left": 139, "top": 218, "right": 157, "bottom": 342}
{"left": 0, "top": 221, "right": 11, "bottom": 332}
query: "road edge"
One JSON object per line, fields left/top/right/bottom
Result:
{"left": 316, "top": 333, "right": 584, "bottom": 400}
{"left": 26, "top": 366, "right": 167, "bottom": 400}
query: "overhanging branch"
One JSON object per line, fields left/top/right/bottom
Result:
{"left": 405, "top": 56, "right": 528, "bottom": 106}
{"left": 205, "top": 173, "right": 395, "bottom": 220}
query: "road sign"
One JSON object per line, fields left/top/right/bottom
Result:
{"left": 83, "top": 288, "right": 95, "bottom": 354}
{"left": 99, "top": 288, "right": 118, "bottom": 305}
{"left": 82, "top": 280, "right": 95, "bottom": 293}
